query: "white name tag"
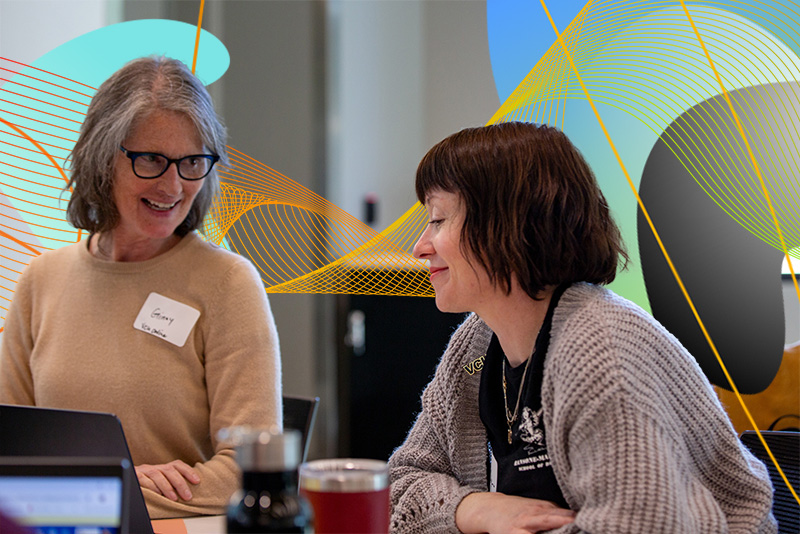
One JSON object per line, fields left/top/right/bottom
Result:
{"left": 134, "top": 292, "right": 200, "bottom": 347}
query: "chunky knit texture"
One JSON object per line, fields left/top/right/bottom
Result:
{"left": 389, "top": 283, "right": 776, "bottom": 533}
{"left": 0, "top": 232, "right": 281, "bottom": 518}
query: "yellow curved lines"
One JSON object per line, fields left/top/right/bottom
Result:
{"left": 681, "top": 1, "right": 798, "bottom": 502}
{"left": 212, "top": 147, "right": 432, "bottom": 295}
{"left": 4, "top": 0, "right": 794, "bottom": 306}
{"left": 531, "top": 0, "right": 798, "bottom": 503}
{"left": 0, "top": 56, "right": 434, "bottom": 330}
{"left": 490, "top": 1, "right": 800, "bottom": 263}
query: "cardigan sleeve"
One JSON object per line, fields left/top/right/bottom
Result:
{"left": 144, "top": 258, "right": 281, "bottom": 518}
{"left": 548, "top": 379, "right": 776, "bottom": 533}
{"left": 543, "top": 294, "right": 776, "bottom": 534}
{"left": 389, "top": 314, "right": 490, "bottom": 534}
{"left": 388, "top": 384, "right": 479, "bottom": 534}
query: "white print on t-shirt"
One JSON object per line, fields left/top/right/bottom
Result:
{"left": 514, "top": 452, "right": 552, "bottom": 472}
{"left": 514, "top": 411, "right": 553, "bottom": 472}
{"left": 519, "top": 407, "right": 545, "bottom": 448}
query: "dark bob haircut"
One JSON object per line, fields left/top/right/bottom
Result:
{"left": 416, "top": 122, "right": 628, "bottom": 300}
{"left": 66, "top": 56, "right": 227, "bottom": 236}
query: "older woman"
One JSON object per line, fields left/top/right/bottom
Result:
{"left": 389, "top": 122, "right": 776, "bottom": 533}
{"left": 0, "top": 57, "right": 281, "bottom": 518}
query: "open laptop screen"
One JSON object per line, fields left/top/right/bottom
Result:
{"left": 0, "top": 457, "right": 129, "bottom": 534}
{"left": 0, "top": 404, "right": 150, "bottom": 534}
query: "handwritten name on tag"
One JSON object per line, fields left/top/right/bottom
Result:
{"left": 134, "top": 292, "right": 200, "bottom": 347}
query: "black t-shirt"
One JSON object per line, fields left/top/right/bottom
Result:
{"left": 478, "top": 284, "right": 569, "bottom": 508}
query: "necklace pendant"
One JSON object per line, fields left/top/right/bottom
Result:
{"left": 508, "top": 428, "right": 513, "bottom": 444}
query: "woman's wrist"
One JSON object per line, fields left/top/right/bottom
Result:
{"left": 455, "top": 492, "right": 576, "bottom": 534}
{"left": 455, "top": 492, "right": 492, "bottom": 534}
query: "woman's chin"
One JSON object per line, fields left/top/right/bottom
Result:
{"left": 434, "top": 295, "right": 465, "bottom": 314}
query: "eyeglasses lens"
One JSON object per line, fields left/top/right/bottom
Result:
{"left": 133, "top": 154, "right": 167, "bottom": 178}
{"left": 133, "top": 154, "right": 212, "bottom": 180}
{"left": 178, "top": 157, "right": 212, "bottom": 179}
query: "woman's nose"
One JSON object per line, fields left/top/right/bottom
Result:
{"left": 413, "top": 228, "right": 432, "bottom": 259}
{"left": 159, "top": 163, "right": 182, "bottom": 195}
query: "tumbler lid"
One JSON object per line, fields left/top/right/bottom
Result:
{"left": 219, "top": 426, "right": 301, "bottom": 472}
{"left": 299, "top": 458, "right": 388, "bottom": 492}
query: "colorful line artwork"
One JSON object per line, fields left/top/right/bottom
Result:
{"left": 0, "top": 55, "right": 433, "bottom": 334}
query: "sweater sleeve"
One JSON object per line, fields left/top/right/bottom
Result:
{"left": 145, "top": 258, "right": 281, "bottom": 518}
{"left": 0, "top": 262, "right": 37, "bottom": 405}
{"left": 388, "top": 314, "right": 490, "bottom": 534}
{"left": 544, "top": 295, "right": 776, "bottom": 534}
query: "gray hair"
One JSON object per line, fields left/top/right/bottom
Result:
{"left": 66, "top": 56, "right": 227, "bottom": 235}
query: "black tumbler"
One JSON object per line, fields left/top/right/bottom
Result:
{"left": 224, "top": 427, "right": 312, "bottom": 533}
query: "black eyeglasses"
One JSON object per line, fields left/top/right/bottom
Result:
{"left": 119, "top": 146, "right": 220, "bottom": 181}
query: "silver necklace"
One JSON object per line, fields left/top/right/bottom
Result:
{"left": 502, "top": 355, "right": 533, "bottom": 444}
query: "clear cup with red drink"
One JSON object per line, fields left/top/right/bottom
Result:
{"left": 298, "top": 458, "right": 389, "bottom": 534}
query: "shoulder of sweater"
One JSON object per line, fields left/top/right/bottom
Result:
{"left": 21, "top": 241, "right": 83, "bottom": 282}
{"left": 554, "top": 282, "right": 674, "bottom": 344}
{"left": 181, "top": 233, "right": 260, "bottom": 278}
{"left": 29, "top": 240, "right": 83, "bottom": 266}
{"left": 547, "top": 283, "right": 702, "bottom": 391}
{"left": 27, "top": 234, "right": 253, "bottom": 276}
{"left": 183, "top": 233, "right": 247, "bottom": 264}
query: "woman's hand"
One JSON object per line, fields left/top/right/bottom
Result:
{"left": 135, "top": 460, "right": 201, "bottom": 502}
{"left": 456, "top": 492, "right": 575, "bottom": 534}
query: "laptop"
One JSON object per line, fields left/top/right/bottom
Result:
{"left": 0, "top": 404, "right": 154, "bottom": 534}
{"left": 0, "top": 456, "right": 130, "bottom": 534}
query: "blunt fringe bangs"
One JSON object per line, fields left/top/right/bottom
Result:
{"left": 415, "top": 122, "right": 628, "bottom": 299}
{"left": 65, "top": 56, "right": 227, "bottom": 236}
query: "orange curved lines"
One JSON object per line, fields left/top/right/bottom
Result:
{"left": 0, "top": 228, "right": 41, "bottom": 256}
{"left": 0, "top": 222, "right": 75, "bottom": 244}
{"left": 0, "top": 88, "right": 87, "bottom": 117}
{"left": 0, "top": 122, "right": 70, "bottom": 194}
{"left": 1, "top": 121, "right": 81, "bottom": 145}
{"left": 0, "top": 58, "right": 95, "bottom": 93}
{"left": 0, "top": 167, "right": 71, "bottom": 193}
{"left": 0, "top": 149, "right": 73, "bottom": 173}
{"left": 0, "top": 109, "right": 81, "bottom": 135}
{"left": 0, "top": 118, "right": 73, "bottom": 190}
{"left": 0, "top": 97, "right": 84, "bottom": 125}
{"left": 0, "top": 59, "right": 89, "bottom": 328}
{"left": 0, "top": 55, "right": 435, "bottom": 336}
{"left": 0, "top": 78, "right": 90, "bottom": 111}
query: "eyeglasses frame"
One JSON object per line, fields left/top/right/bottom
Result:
{"left": 119, "top": 145, "right": 220, "bottom": 181}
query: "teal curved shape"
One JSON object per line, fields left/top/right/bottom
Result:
{"left": 31, "top": 19, "right": 229, "bottom": 87}
{"left": 0, "top": 19, "right": 229, "bottom": 247}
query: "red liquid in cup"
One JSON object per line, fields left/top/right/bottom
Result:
{"left": 301, "top": 487, "right": 390, "bottom": 534}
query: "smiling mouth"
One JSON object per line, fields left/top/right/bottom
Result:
{"left": 143, "top": 198, "right": 179, "bottom": 211}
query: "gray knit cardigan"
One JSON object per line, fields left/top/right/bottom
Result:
{"left": 389, "top": 283, "right": 776, "bottom": 533}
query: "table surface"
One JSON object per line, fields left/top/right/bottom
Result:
{"left": 152, "top": 515, "right": 226, "bottom": 534}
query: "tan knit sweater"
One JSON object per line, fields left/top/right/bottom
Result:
{"left": 0, "top": 232, "right": 281, "bottom": 519}
{"left": 389, "top": 283, "right": 776, "bottom": 533}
